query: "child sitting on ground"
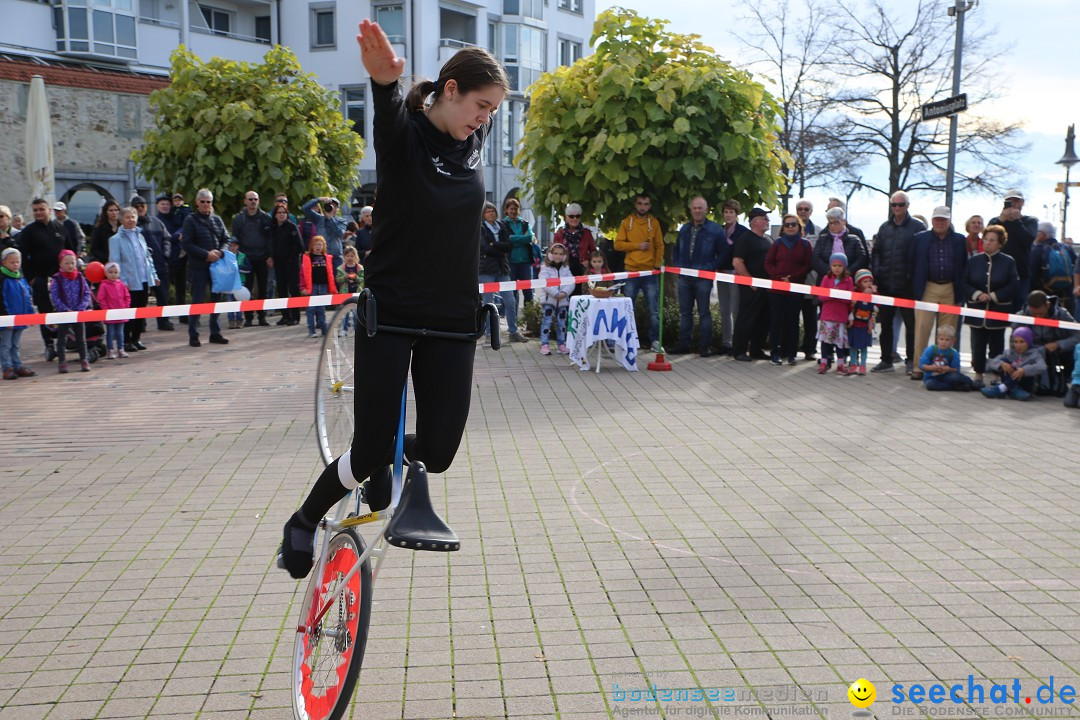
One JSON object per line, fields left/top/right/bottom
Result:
{"left": 0, "top": 248, "right": 37, "bottom": 379}
{"left": 847, "top": 269, "right": 877, "bottom": 376}
{"left": 919, "top": 325, "right": 973, "bottom": 391}
{"left": 96, "top": 262, "right": 131, "bottom": 359}
{"left": 537, "top": 242, "right": 574, "bottom": 355}
{"left": 981, "top": 326, "right": 1046, "bottom": 401}
{"left": 50, "top": 249, "right": 93, "bottom": 373}
{"left": 1064, "top": 344, "right": 1080, "bottom": 408}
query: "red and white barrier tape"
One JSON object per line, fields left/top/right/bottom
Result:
{"left": 3, "top": 267, "right": 1079, "bottom": 332}
{"left": 665, "top": 267, "right": 1080, "bottom": 332}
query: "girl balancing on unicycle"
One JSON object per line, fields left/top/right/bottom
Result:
{"left": 279, "top": 22, "right": 509, "bottom": 577}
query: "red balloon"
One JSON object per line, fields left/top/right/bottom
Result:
{"left": 85, "top": 261, "right": 106, "bottom": 283}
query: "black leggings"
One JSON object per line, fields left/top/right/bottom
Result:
{"left": 301, "top": 329, "right": 476, "bottom": 522}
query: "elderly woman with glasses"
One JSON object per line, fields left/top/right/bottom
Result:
{"left": 553, "top": 202, "right": 597, "bottom": 290}
{"left": 765, "top": 214, "right": 814, "bottom": 365}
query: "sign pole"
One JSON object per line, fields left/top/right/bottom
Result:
{"left": 944, "top": 1, "right": 974, "bottom": 208}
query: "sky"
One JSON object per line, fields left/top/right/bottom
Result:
{"left": 597, "top": 0, "right": 1080, "bottom": 238}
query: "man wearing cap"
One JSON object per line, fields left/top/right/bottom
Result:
{"left": 871, "top": 190, "right": 926, "bottom": 373}
{"left": 52, "top": 202, "right": 85, "bottom": 256}
{"left": 132, "top": 196, "right": 174, "bottom": 331}
{"left": 908, "top": 205, "right": 966, "bottom": 380}
{"left": 231, "top": 190, "right": 273, "bottom": 326}
{"left": 302, "top": 196, "right": 348, "bottom": 271}
{"left": 988, "top": 189, "right": 1037, "bottom": 300}
{"left": 731, "top": 208, "right": 774, "bottom": 361}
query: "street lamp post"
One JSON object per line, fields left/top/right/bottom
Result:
{"left": 1057, "top": 124, "right": 1079, "bottom": 242}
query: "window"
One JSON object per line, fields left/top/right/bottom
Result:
{"left": 55, "top": 0, "right": 137, "bottom": 60}
{"left": 199, "top": 4, "right": 231, "bottom": 36}
{"left": 255, "top": 15, "right": 271, "bottom": 43}
{"left": 501, "top": 100, "right": 515, "bottom": 166}
{"left": 558, "top": 38, "right": 581, "bottom": 66}
{"left": 503, "top": 0, "right": 541, "bottom": 20}
{"left": 440, "top": 7, "right": 476, "bottom": 46}
{"left": 375, "top": 4, "right": 404, "bottom": 43}
{"left": 488, "top": 21, "right": 497, "bottom": 54}
{"left": 503, "top": 25, "right": 544, "bottom": 92}
{"left": 310, "top": 4, "right": 335, "bottom": 49}
{"left": 341, "top": 86, "right": 366, "bottom": 139}
{"left": 557, "top": 0, "right": 581, "bottom": 12}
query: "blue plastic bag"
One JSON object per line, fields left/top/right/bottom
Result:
{"left": 210, "top": 248, "right": 242, "bottom": 293}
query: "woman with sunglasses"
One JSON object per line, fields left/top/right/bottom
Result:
{"left": 553, "top": 202, "right": 597, "bottom": 291}
{"left": 765, "top": 213, "right": 814, "bottom": 365}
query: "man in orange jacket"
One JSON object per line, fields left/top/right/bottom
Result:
{"left": 614, "top": 192, "right": 665, "bottom": 351}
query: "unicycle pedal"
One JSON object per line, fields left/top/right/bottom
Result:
{"left": 384, "top": 461, "right": 460, "bottom": 551}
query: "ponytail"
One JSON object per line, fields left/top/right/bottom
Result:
{"left": 404, "top": 78, "right": 438, "bottom": 114}
{"left": 404, "top": 47, "right": 510, "bottom": 115}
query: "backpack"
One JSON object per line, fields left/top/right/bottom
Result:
{"left": 1043, "top": 243, "right": 1074, "bottom": 293}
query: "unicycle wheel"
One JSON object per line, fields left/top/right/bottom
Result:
{"left": 292, "top": 529, "right": 372, "bottom": 720}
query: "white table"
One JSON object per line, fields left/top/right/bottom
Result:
{"left": 567, "top": 296, "right": 640, "bottom": 372}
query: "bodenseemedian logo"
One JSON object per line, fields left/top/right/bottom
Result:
{"left": 847, "top": 676, "right": 1079, "bottom": 716}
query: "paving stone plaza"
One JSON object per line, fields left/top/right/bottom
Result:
{"left": 2, "top": 323, "right": 1079, "bottom": 719}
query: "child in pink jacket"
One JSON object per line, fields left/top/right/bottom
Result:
{"left": 96, "top": 262, "right": 131, "bottom": 359}
{"left": 816, "top": 252, "right": 854, "bottom": 375}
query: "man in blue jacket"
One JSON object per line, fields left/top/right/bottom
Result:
{"left": 669, "top": 196, "right": 729, "bottom": 357}
{"left": 909, "top": 205, "right": 966, "bottom": 380}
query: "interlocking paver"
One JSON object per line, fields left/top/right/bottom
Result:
{"left": 3, "top": 323, "right": 1080, "bottom": 719}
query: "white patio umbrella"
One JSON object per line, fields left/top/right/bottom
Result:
{"left": 25, "top": 74, "right": 56, "bottom": 207}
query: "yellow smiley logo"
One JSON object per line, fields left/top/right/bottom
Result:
{"left": 848, "top": 678, "right": 876, "bottom": 708}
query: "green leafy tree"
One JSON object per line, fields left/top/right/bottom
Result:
{"left": 133, "top": 46, "right": 364, "bottom": 209}
{"left": 517, "top": 8, "right": 789, "bottom": 237}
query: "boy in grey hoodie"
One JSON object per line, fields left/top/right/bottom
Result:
{"left": 981, "top": 326, "right": 1047, "bottom": 401}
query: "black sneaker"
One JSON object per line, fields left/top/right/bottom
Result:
{"left": 45, "top": 345, "right": 57, "bottom": 362}
{"left": 787, "top": 357, "right": 798, "bottom": 365}
{"left": 209, "top": 334, "right": 229, "bottom": 344}
{"left": 280, "top": 511, "right": 317, "bottom": 579}
{"left": 361, "top": 465, "right": 393, "bottom": 512}
{"left": 189, "top": 337, "right": 201, "bottom": 347}
{"left": 870, "top": 361, "right": 894, "bottom": 373}
{"left": 158, "top": 321, "right": 176, "bottom": 331}
{"left": 258, "top": 317, "right": 270, "bottom": 327}
{"left": 770, "top": 356, "right": 783, "bottom": 366}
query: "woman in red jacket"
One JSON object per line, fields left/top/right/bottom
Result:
{"left": 764, "top": 213, "right": 813, "bottom": 366}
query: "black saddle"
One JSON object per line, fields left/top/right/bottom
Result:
{"left": 384, "top": 461, "right": 460, "bottom": 552}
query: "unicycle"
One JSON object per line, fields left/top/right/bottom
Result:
{"left": 287, "top": 291, "right": 499, "bottom": 720}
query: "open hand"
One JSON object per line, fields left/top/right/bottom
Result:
{"left": 357, "top": 19, "right": 405, "bottom": 85}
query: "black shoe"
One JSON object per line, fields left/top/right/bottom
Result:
{"left": 189, "top": 337, "right": 201, "bottom": 347}
{"left": 243, "top": 318, "right": 254, "bottom": 327}
{"left": 133, "top": 341, "right": 147, "bottom": 351}
{"left": 209, "top": 334, "right": 229, "bottom": 344}
{"left": 749, "top": 352, "right": 769, "bottom": 360}
{"left": 803, "top": 353, "right": 816, "bottom": 362}
{"left": 718, "top": 345, "right": 733, "bottom": 356}
{"left": 770, "top": 355, "right": 783, "bottom": 366}
{"left": 361, "top": 465, "right": 393, "bottom": 512}
{"left": 699, "top": 348, "right": 715, "bottom": 358}
{"left": 668, "top": 345, "right": 691, "bottom": 355}
{"left": 178, "top": 316, "right": 189, "bottom": 324}
{"left": 125, "top": 342, "right": 139, "bottom": 352}
{"left": 157, "top": 322, "right": 176, "bottom": 331}
{"left": 258, "top": 317, "right": 270, "bottom": 327}
{"left": 45, "top": 345, "right": 57, "bottom": 362}
{"left": 891, "top": 352, "right": 903, "bottom": 364}
{"left": 1064, "top": 384, "right": 1080, "bottom": 408}
{"left": 870, "top": 361, "right": 894, "bottom": 373}
{"left": 734, "top": 354, "right": 752, "bottom": 362}
{"left": 787, "top": 357, "right": 798, "bottom": 365}
{"left": 279, "top": 511, "right": 317, "bottom": 579}
{"left": 276, "top": 318, "right": 289, "bottom": 326}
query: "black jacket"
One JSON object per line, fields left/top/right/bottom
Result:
{"left": 181, "top": 211, "right": 229, "bottom": 269}
{"left": 269, "top": 219, "right": 305, "bottom": 269}
{"left": 137, "top": 214, "right": 170, "bottom": 278}
{"left": 872, "top": 214, "right": 927, "bottom": 297}
{"left": 963, "top": 251, "right": 1019, "bottom": 329}
{"left": 159, "top": 209, "right": 186, "bottom": 266}
{"left": 812, "top": 229, "right": 867, "bottom": 278}
{"left": 89, "top": 222, "right": 119, "bottom": 265}
{"left": 987, "top": 215, "right": 1035, "bottom": 283}
{"left": 19, "top": 219, "right": 72, "bottom": 283}
{"left": 1015, "top": 295, "right": 1080, "bottom": 353}
{"left": 479, "top": 221, "right": 511, "bottom": 276}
